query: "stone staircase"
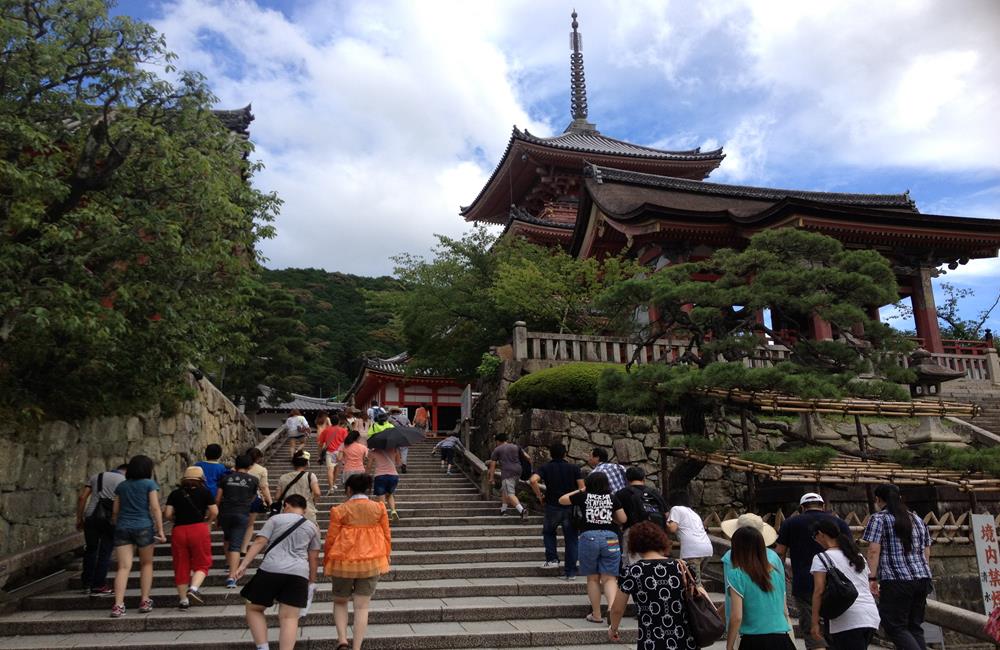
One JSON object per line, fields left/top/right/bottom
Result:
{"left": 941, "top": 380, "right": 1000, "bottom": 436}
{"left": 0, "top": 438, "right": 645, "bottom": 649}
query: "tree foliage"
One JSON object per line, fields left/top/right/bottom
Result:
{"left": 0, "top": 0, "right": 279, "bottom": 419}
{"left": 390, "top": 226, "right": 642, "bottom": 376}
{"left": 891, "top": 281, "right": 1000, "bottom": 342}
{"left": 597, "top": 229, "right": 916, "bottom": 426}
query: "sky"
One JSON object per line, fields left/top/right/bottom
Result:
{"left": 116, "top": 0, "right": 1000, "bottom": 332}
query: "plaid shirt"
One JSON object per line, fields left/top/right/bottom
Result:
{"left": 592, "top": 462, "right": 627, "bottom": 493}
{"left": 862, "top": 508, "right": 932, "bottom": 581}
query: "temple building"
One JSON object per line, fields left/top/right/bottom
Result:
{"left": 462, "top": 12, "right": 1000, "bottom": 354}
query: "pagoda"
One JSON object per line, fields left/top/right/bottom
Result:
{"left": 460, "top": 11, "right": 724, "bottom": 246}
{"left": 462, "top": 12, "right": 1000, "bottom": 354}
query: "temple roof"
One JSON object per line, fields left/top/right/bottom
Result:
{"left": 518, "top": 128, "right": 723, "bottom": 162}
{"left": 584, "top": 164, "right": 917, "bottom": 213}
{"left": 212, "top": 104, "right": 254, "bottom": 136}
{"left": 253, "top": 385, "right": 344, "bottom": 413}
{"left": 506, "top": 205, "right": 576, "bottom": 230}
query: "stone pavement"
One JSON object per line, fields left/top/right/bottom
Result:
{"left": 0, "top": 437, "right": 651, "bottom": 649}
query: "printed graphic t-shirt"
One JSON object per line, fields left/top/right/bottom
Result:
{"left": 218, "top": 472, "right": 259, "bottom": 516}
{"left": 570, "top": 491, "right": 622, "bottom": 532}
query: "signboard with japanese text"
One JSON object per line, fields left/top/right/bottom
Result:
{"left": 971, "top": 513, "right": 1000, "bottom": 614}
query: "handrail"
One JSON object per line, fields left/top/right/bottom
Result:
{"left": 0, "top": 532, "right": 81, "bottom": 590}
{"left": 456, "top": 446, "right": 493, "bottom": 500}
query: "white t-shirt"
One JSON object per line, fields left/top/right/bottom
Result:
{"left": 667, "top": 505, "right": 713, "bottom": 559}
{"left": 809, "top": 548, "right": 881, "bottom": 634}
{"left": 285, "top": 415, "right": 310, "bottom": 436}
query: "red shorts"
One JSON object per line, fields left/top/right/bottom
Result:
{"left": 170, "top": 522, "right": 212, "bottom": 585}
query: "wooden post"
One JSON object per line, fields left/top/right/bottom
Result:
{"left": 513, "top": 321, "right": 528, "bottom": 360}
{"left": 853, "top": 414, "right": 876, "bottom": 512}
{"left": 740, "top": 409, "right": 757, "bottom": 510}
{"left": 658, "top": 401, "right": 669, "bottom": 496}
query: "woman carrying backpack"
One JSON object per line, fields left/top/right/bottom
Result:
{"left": 810, "top": 518, "right": 880, "bottom": 650}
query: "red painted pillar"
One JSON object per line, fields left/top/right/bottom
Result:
{"left": 431, "top": 386, "right": 439, "bottom": 433}
{"left": 809, "top": 313, "right": 833, "bottom": 341}
{"left": 912, "top": 268, "right": 943, "bottom": 353}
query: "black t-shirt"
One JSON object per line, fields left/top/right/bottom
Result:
{"left": 570, "top": 491, "right": 623, "bottom": 532}
{"left": 166, "top": 486, "right": 215, "bottom": 526}
{"left": 536, "top": 459, "right": 583, "bottom": 506}
{"left": 615, "top": 484, "right": 667, "bottom": 529}
{"left": 218, "top": 472, "right": 259, "bottom": 516}
{"left": 776, "top": 509, "right": 852, "bottom": 598}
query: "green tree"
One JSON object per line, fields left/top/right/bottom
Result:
{"left": 391, "top": 227, "right": 641, "bottom": 376}
{"left": 0, "top": 0, "right": 279, "bottom": 420}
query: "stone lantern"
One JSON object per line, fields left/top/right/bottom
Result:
{"left": 908, "top": 348, "right": 965, "bottom": 397}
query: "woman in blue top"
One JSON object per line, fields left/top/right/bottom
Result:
{"left": 726, "top": 526, "right": 794, "bottom": 650}
{"left": 111, "top": 455, "right": 166, "bottom": 618}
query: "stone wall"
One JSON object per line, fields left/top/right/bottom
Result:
{"left": 0, "top": 375, "right": 257, "bottom": 557}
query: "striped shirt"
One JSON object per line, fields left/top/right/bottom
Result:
{"left": 862, "top": 509, "right": 932, "bottom": 581}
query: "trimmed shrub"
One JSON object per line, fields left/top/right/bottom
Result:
{"left": 507, "top": 362, "right": 626, "bottom": 411}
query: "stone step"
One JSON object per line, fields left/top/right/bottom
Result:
{"left": 70, "top": 561, "right": 568, "bottom": 589}
{"left": 154, "top": 535, "right": 554, "bottom": 556}
{"left": 0, "top": 593, "right": 660, "bottom": 635}
{"left": 206, "top": 524, "right": 545, "bottom": 540}
{"left": 139, "top": 548, "right": 548, "bottom": 570}
{"left": 22, "top": 577, "right": 592, "bottom": 612}
{"left": 0, "top": 615, "right": 641, "bottom": 649}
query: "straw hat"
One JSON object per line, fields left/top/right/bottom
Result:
{"left": 182, "top": 466, "right": 205, "bottom": 482}
{"left": 720, "top": 513, "right": 778, "bottom": 546}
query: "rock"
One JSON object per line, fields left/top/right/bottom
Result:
{"left": 866, "top": 423, "right": 893, "bottom": 438}
{"left": 613, "top": 437, "right": 647, "bottom": 463}
{"left": 0, "top": 437, "right": 25, "bottom": 490}
{"left": 531, "top": 409, "right": 569, "bottom": 432}
{"left": 591, "top": 432, "right": 613, "bottom": 447}
{"left": 598, "top": 413, "right": 628, "bottom": 435}
{"left": 126, "top": 417, "right": 143, "bottom": 442}
{"left": 568, "top": 423, "right": 590, "bottom": 441}
{"left": 629, "top": 417, "right": 653, "bottom": 434}
{"left": 835, "top": 423, "right": 857, "bottom": 438}
{"left": 567, "top": 437, "right": 594, "bottom": 462}
{"left": 529, "top": 429, "right": 561, "bottom": 447}
{"left": 867, "top": 436, "right": 903, "bottom": 451}
{"left": 569, "top": 411, "right": 600, "bottom": 432}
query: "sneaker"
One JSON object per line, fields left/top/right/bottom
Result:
{"left": 327, "top": 488, "right": 336, "bottom": 496}
{"left": 225, "top": 578, "right": 238, "bottom": 589}
{"left": 186, "top": 588, "right": 204, "bottom": 605}
{"left": 519, "top": 508, "right": 528, "bottom": 521}
{"left": 499, "top": 509, "right": 508, "bottom": 516}
{"left": 110, "top": 604, "right": 126, "bottom": 618}
{"left": 541, "top": 560, "right": 560, "bottom": 569}
{"left": 138, "top": 598, "right": 154, "bottom": 613}
{"left": 400, "top": 464, "right": 407, "bottom": 474}
{"left": 178, "top": 600, "right": 190, "bottom": 610}
{"left": 89, "top": 585, "right": 114, "bottom": 597}
{"left": 390, "top": 510, "right": 399, "bottom": 521}
{"left": 561, "top": 574, "right": 578, "bottom": 581}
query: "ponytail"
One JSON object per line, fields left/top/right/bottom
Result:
{"left": 875, "top": 483, "right": 913, "bottom": 553}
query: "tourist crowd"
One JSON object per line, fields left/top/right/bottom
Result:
{"left": 77, "top": 412, "right": 935, "bottom": 650}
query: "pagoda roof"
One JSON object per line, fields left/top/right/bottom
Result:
{"left": 253, "top": 385, "right": 344, "bottom": 413}
{"left": 461, "top": 127, "right": 726, "bottom": 224}
{"left": 500, "top": 205, "right": 575, "bottom": 246}
{"left": 344, "top": 353, "right": 459, "bottom": 406}
{"left": 572, "top": 164, "right": 1000, "bottom": 264}
{"left": 212, "top": 104, "right": 254, "bottom": 136}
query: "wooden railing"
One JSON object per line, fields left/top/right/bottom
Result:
{"left": 511, "top": 322, "right": 1000, "bottom": 383}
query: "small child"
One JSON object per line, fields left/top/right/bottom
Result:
{"left": 432, "top": 435, "right": 464, "bottom": 474}
{"left": 195, "top": 444, "right": 229, "bottom": 495}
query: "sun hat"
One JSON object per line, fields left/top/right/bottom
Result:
{"left": 799, "top": 492, "right": 824, "bottom": 506}
{"left": 720, "top": 513, "right": 778, "bottom": 546}
{"left": 182, "top": 466, "right": 205, "bottom": 482}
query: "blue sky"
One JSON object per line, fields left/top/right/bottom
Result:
{"left": 114, "top": 0, "right": 1000, "bottom": 332}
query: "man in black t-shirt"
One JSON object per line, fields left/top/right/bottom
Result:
{"left": 774, "top": 491, "right": 852, "bottom": 650}
{"left": 530, "top": 442, "right": 584, "bottom": 579}
{"left": 614, "top": 467, "right": 667, "bottom": 565}
{"left": 217, "top": 454, "right": 259, "bottom": 588}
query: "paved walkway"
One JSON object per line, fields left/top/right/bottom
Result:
{"left": 0, "top": 437, "right": 642, "bottom": 648}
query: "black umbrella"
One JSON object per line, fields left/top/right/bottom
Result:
{"left": 367, "top": 425, "right": 425, "bottom": 450}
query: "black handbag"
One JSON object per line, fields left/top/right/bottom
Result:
{"left": 268, "top": 471, "right": 307, "bottom": 517}
{"left": 817, "top": 551, "right": 858, "bottom": 619}
{"left": 518, "top": 446, "right": 532, "bottom": 481}
{"left": 86, "top": 472, "right": 115, "bottom": 530}
{"left": 679, "top": 559, "right": 725, "bottom": 647}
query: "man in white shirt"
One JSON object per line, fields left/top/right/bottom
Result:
{"left": 284, "top": 409, "right": 311, "bottom": 459}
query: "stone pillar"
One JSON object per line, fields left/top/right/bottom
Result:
{"left": 513, "top": 321, "right": 528, "bottom": 360}
{"left": 795, "top": 412, "right": 841, "bottom": 441}
{"left": 911, "top": 268, "right": 944, "bottom": 353}
{"left": 908, "top": 416, "right": 965, "bottom": 447}
{"left": 985, "top": 348, "right": 1000, "bottom": 386}
{"left": 809, "top": 313, "right": 833, "bottom": 341}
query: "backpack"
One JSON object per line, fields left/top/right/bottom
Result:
{"left": 631, "top": 485, "right": 667, "bottom": 529}
{"left": 86, "top": 472, "right": 115, "bottom": 530}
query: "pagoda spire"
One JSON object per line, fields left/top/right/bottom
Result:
{"left": 565, "top": 10, "right": 598, "bottom": 134}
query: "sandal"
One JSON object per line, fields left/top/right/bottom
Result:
{"left": 585, "top": 613, "right": 604, "bottom": 623}
{"left": 335, "top": 644, "right": 349, "bottom": 650}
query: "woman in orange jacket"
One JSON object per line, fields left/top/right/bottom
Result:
{"left": 324, "top": 473, "right": 392, "bottom": 650}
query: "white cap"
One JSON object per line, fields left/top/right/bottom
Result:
{"left": 800, "top": 492, "right": 824, "bottom": 505}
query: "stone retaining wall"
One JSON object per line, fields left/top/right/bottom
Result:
{"left": 0, "top": 375, "right": 257, "bottom": 557}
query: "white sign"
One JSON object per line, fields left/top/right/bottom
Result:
{"left": 971, "top": 513, "right": 1000, "bottom": 614}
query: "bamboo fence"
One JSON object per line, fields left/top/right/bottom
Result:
{"left": 664, "top": 448, "right": 1000, "bottom": 493}
{"left": 698, "top": 388, "right": 981, "bottom": 418}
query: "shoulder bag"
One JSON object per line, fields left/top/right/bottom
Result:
{"left": 518, "top": 446, "right": 532, "bottom": 481}
{"left": 817, "top": 551, "right": 858, "bottom": 619}
{"left": 86, "top": 473, "right": 115, "bottom": 530}
{"left": 678, "top": 559, "right": 725, "bottom": 647}
{"left": 268, "top": 471, "right": 306, "bottom": 517}
{"left": 241, "top": 516, "right": 309, "bottom": 594}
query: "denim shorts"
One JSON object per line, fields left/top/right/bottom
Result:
{"left": 219, "top": 513, "right": 250, "bottom": 552}
{"left": 373, "top": 474, "right": 399, "bottom": 496}
{"left": 113, "top": 526, "right": 155, "bottom": 548}
{"left": 578, "top": 529, "right": 621, "bottom": 575}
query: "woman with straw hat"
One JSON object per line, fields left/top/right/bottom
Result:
{"left": 164, "top": 466, "right": 218, "bottom": 609}
{"left": 720, "top": 513, "right": 793, "bottom": 650}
